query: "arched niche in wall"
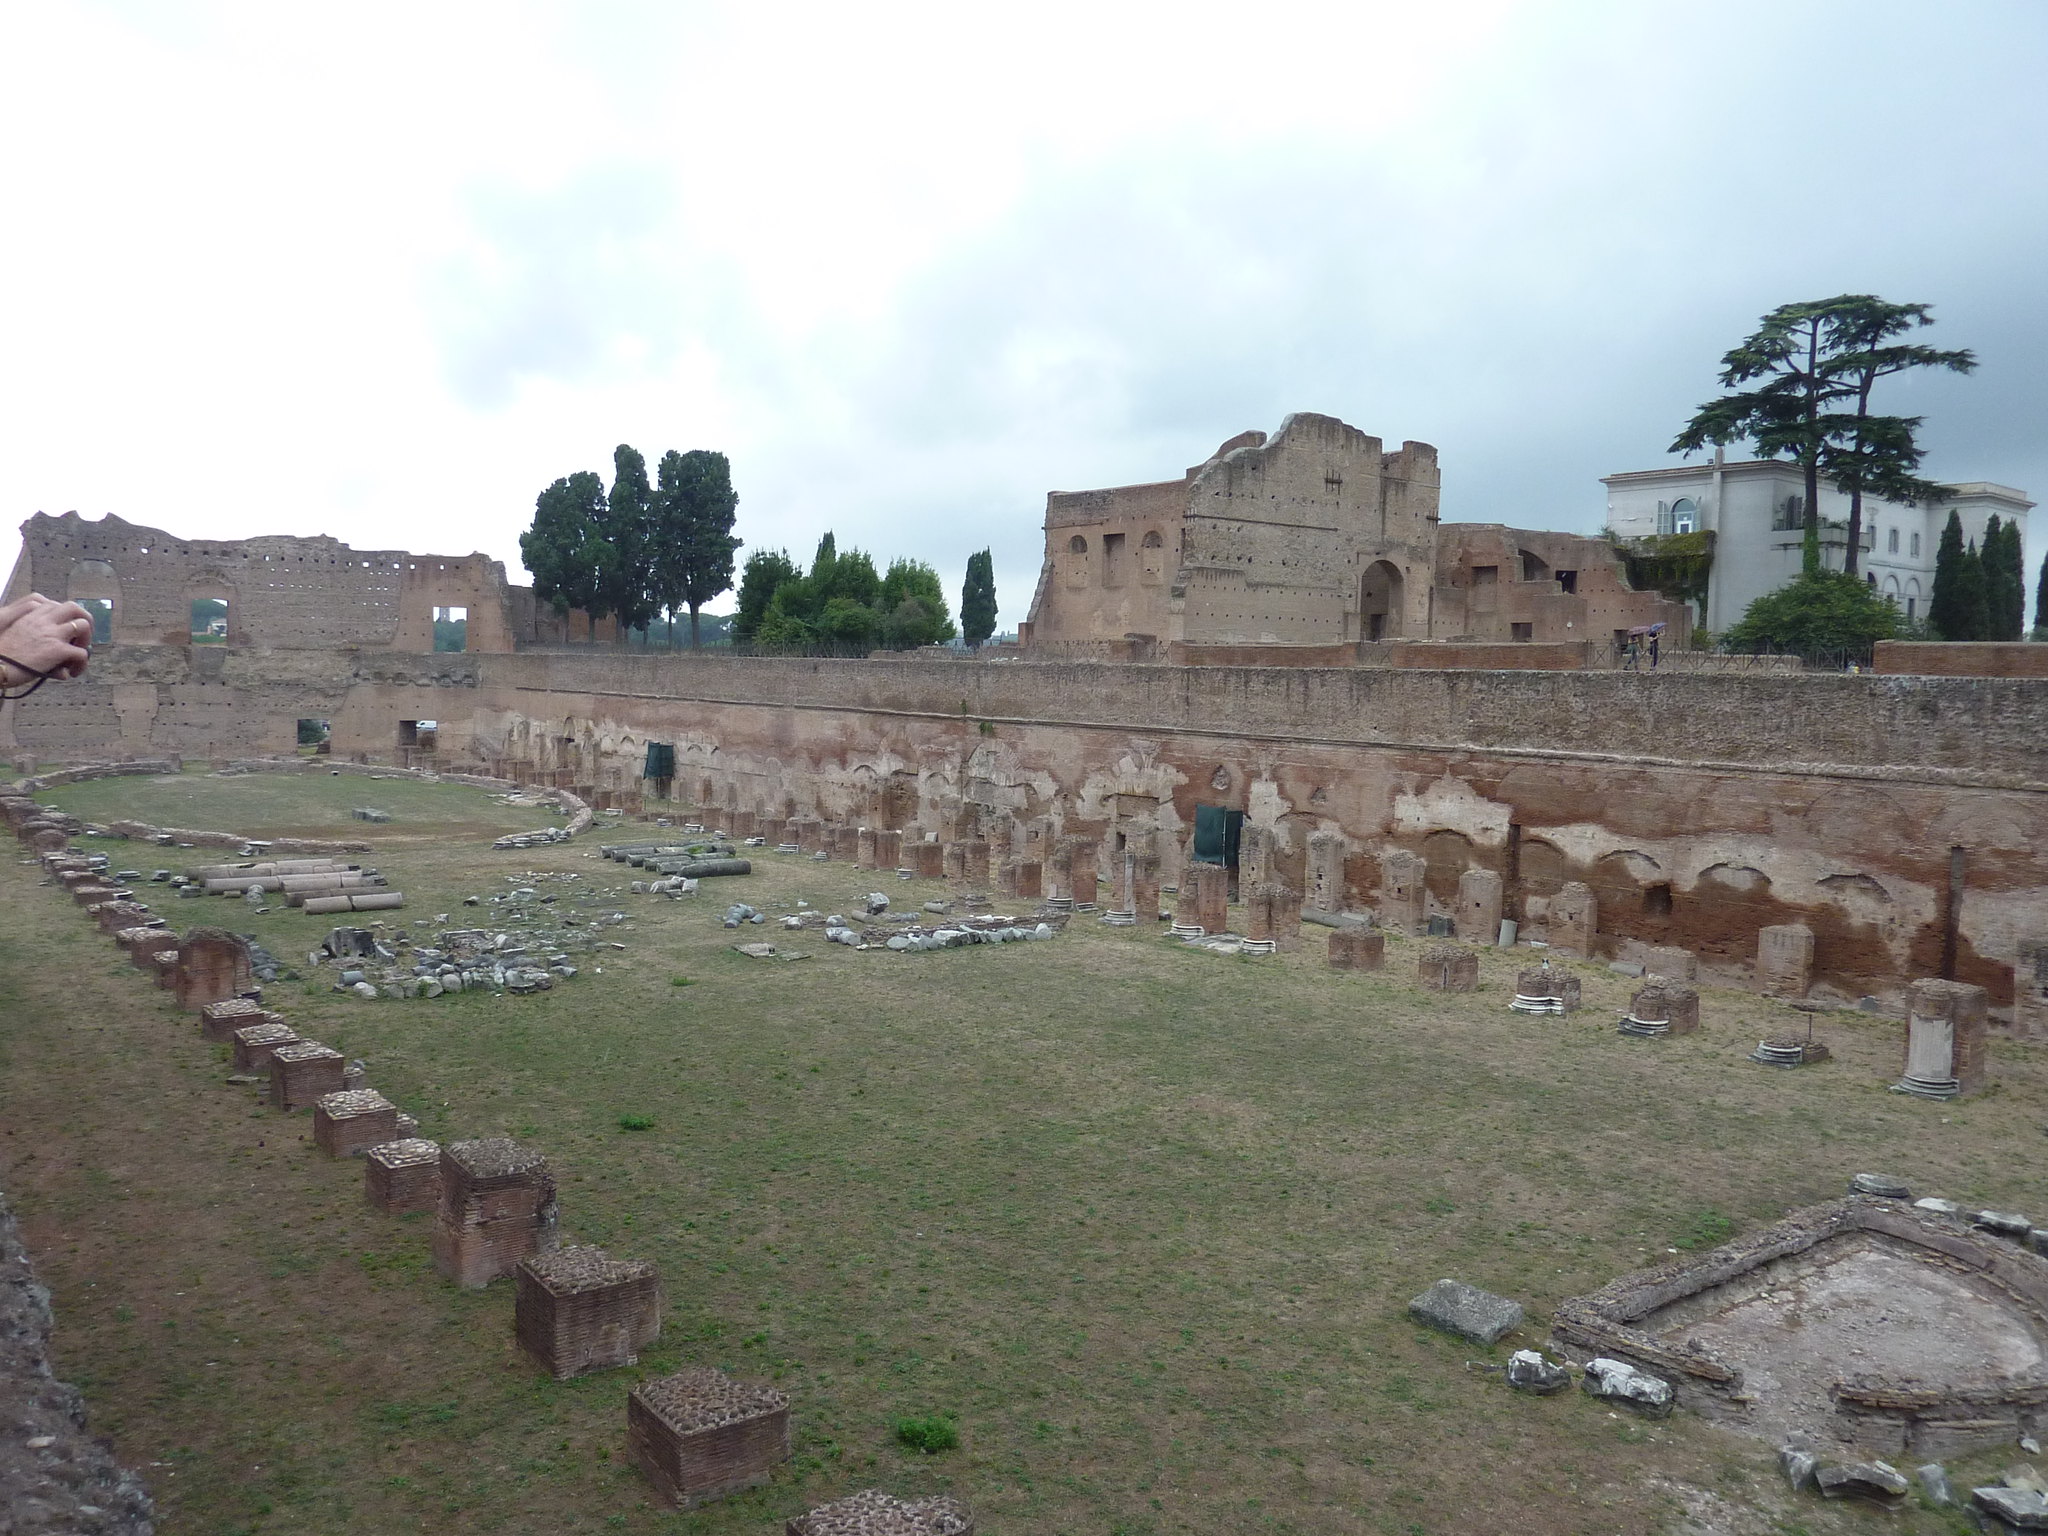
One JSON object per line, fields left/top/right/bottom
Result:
{"left": 1360, "top": 560, "right": 1403, "bottom": 641}
{"left": 1517, "top": 836, "right": 1572, "bottom": 898}
{"left": 1420, "top": 828, "right": 1478, "bottom": 904}
{"left": 1064, "top": 533, "right": 1091, "bottom": 590}
{"left": 1140, "top": 529, "right": 1166, "bottom": 584}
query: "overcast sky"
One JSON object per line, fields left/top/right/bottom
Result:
{"left": 4, "top": 1, "right": 2043, "bottom": 627}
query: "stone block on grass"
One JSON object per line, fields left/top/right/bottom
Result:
{"left": 1408, "top": 1278, "right": 1523, "bottom": 1344}
{"left": 364, "top": 1138, "right": 442, "bottom": 1215}
{"left": 200, "top": 997, "right": 273, "bottom": 1042}
{"left": 268, "top": 1040, "right": 344, "bottom": 1109}
{"left": 313, "top": 1088, "right": 400, "bottom": 1157}
{"left": 627, "top": 1366, "right": 791, "bottom": 1509}
{"left": 1327, "top": 927, "right": 1385, "bottom": 971}
{"left": 515, "top": 1245, "right": 662, "bottom": 1379}
{"left": 231, "top": 1021, "right": 298, "bottom": 1073}
{"left": 431, "top": 1137, "right": 557, "bottom": 1288}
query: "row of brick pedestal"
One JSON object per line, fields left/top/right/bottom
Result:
{"left": 4, "top": 793, "right": 971, "bottom": 1527}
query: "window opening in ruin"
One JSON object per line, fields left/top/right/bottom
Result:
{"left": 1511, "top": 622, "right": 1534, "bottom": 641}
{"left": 1643, "top": 882, "right": 1672, "bottom": 917}
{"left": 190, "top": 597, "right": 228, "bottom": 643}
{"left": 397, "top": 720, "right": 420, "bottom": 748}
{"left": 1324, "top": 471, "right": 1343, "bottom": 493}
{"left": 433, "top": 605, "right": 468, "bottom": 652}
{"left": 1472, "top": 565, "right": 1497, "bottom": 586}
{"left": 1360, "top": 560, "right": 1403, "bottom": 642}
{"left": 1101, "top": 531, "right": 1126, "bottom": 586}
{"left": 1069, "top": 535, "right": 1087, "bottom": 554}
{"left": 1555, "top": 569, "right": 1578, "bottom": 594}
{"left": 297, "top": 718, "right": 331, "bottom": 754}
{"left": 78, "top": 597, "right": 113, "bottom": 644}
{"left": 1519, "top": 550, "right": 1549, "bottom": 583}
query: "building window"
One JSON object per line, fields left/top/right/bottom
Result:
{"left": 1910, "top": 532, "right": 1921, "bottom": 558}
{"left": 1671, "top": 498, "right": 1697, "bottom": 534}
{"left": 1511, "top": 622, "right": 1533, "bottom": 641}
{"left": 1887, "top": 527, "right": 1900, "bottom": 553}
{"left": 1069, "top": 535, "right": 1087, "bottom": 554}
{"left": 1555, "top": 569, "right": 1578, "bottom": 594}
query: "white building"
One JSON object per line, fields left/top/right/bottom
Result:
{"left": 1602, "top": 452, "right": 2033, "bottom": 634}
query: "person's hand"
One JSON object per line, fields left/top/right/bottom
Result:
{"left": 0, "top": 593, "right": 94, "bottom": 685}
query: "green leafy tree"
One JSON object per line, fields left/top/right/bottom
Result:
{"left": 1672, "top": 295, "right": 1974, "bottom": 576}
{"left": 1807, "top": 300, "right": 1973, "bottom": 574}
{"left": 817, "top": 595, "right": 878, "bottom": 649}
{"left": 732, "top": 548, "right": 798, "bottom": 643}
{"left": 754, "top": 586, "right": 816, "bottom": 649}
{"left": 817, "top": 544, "right": 880, "bottom": 609}
{"left": 1929, "top": 510, "right": 1979, "bottom": 641}
{"left": 521, "top": 471, "right": 608, "bottom": 634}
{"left": 960, "top": 549, "right": 997, "bottom": 647}
{"left": 875, "top": 558, "right": 957, "bottom": 649}
{"left": 593, "top": 444, "right": 659, "bottom": 637}
{"left": 1722, "top": 569, "right": 1901, "bottom": 658}
{"left": 651, "top": 448, "right": 742, "bottom": 647}
{"left": 1672, "top": 300, "right": 1842, "bottom": 569}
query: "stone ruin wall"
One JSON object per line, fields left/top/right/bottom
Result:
{"left": 6, "top": 512, "right": 521, "bottom": 653}
{"left": 12, "top": 647, "right": 2040, "bottom": 1007}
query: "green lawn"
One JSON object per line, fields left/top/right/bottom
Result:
{"left": 0, "top": 776, "right": 2024, "bottom": 1534}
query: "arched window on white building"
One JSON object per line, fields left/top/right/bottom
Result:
{"left": 1671, "top": 497, "right": 1697, "bottom": 534}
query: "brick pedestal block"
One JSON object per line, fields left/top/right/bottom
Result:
{"left": 516, "top": 1245, "right": 662, "bottom": 1379}
{"left": 364, "top": 1138, "right": 442, "bottom": 1214}
{"left": 1419, "top": 943, "right": 1479, "bottom": 991}
{"left": 1327, "top": 927, "right": 1385, "bottom": 970}
{"left": 1455, "top": 868, "right": 1504, "bottom": 945}
{"left": 1132, "top": 855, "right": 1163, "bottom": 923}
{"left": 628, "top": 1367, "right": 791, "bottom": 1510}
{"left": 314, "top": 1089, "right": 400, "bottom": 1156}
{"left": 1549, "top": 882, "right": 1598, "bottom": 959}
{"left": 1181, "top": 862, "right": 1229, "bottom": 934}
{"left": 1014, "top": 858, "right": 1043, "bottom": 900}
{"left": 1627, "top": 981, "right": 1700, "bottom": 1035}
{"left": 831, "top": 824, "right": 860, "bottom": 862}
{"left": 854, "top": 827, "right": 877, "bottom": 869}
{"left": 1379, "top": 850, "right": 1426, "bottom": 935}
{"left": 176, "top": 928, "right": 255, "bottom": 1011}
{"left": 232, "top": 1021, "right": 299, "bottom": 1073}
{"left": 432, "top": 1138, "right": 558, "bottom": 1288}
{"left": 873, "top": 829, "right": 903, "bottom": 870}
{"left": 93, "top": 900, "right": 155, "bottom": 935}
{"left": 941, "top": 842, "right": 966, "bottom": 880}
{"left": 152, "top": 950, "right": 181, "bottom": 989}
{"left": 269, "top": 1040, "right": 345, "bottom": 1109}
{"left": 201, "top": 997, "right": 275, "bottom": 1043}
{"left": 1641, "top": 945, "right": 1698, "bottom": 983}
{"left": 1758, "top": 924, "right": 1816, "bottom": 998}
{"left": 900, "top": 839, "right": 939, "bottom": 877}
{"left": 961, "top": 839, "right": 990, "bottom": 886}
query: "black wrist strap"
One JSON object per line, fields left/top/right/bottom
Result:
{"left": 0, "top": 652, "right": 52, "bottom": 701}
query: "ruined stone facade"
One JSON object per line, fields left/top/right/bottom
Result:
{"left": 2, "top": 510, "right": 601, "bottom": 654}
{"left": 1022, "top": 413, "right": 1688, "bottom": 657}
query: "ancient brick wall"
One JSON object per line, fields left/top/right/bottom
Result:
{"left": 1873, "top": 641, "right": 2048, "bottom": 678}
{"left": 11, "top": 648, "right": 2048, "bottom": 1005}
{"left": 6, "top": 512, "right": 520, "bottom": 652}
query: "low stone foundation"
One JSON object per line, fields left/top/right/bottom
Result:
{"left": 627, "top": 1366, "right": 791, "bottom": 1509}
{"left": 514, "top": 1245, "right": 662, "bottom": 1379}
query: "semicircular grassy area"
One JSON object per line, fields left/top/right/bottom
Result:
{"left": 36, "top": 768, "right": 555, "bottom": 844}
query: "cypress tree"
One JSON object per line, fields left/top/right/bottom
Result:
{"left": 2035, "top": 548, "right": 2048, "bottom": 638}
{"left": 1995, "top": 517, "right": 2028, "bottom": 640}
{"left": 1956, "top": 538, "right": 1993, "bottom": 642}
{"left": 960, "top": 549, "right": 997, "bottom": 648}
{"left": 1928, "top": 509, "right": 1970, "bottom": 640}
{"left": 1982, "top": 517, "right": 2014, "bottom": 641}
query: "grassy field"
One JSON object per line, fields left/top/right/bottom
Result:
{"left": 0, "top": 773, "right": 2023, "bottom": 1534}
{"left": 42, "top": 767, "right": 550, "bottom": 845}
